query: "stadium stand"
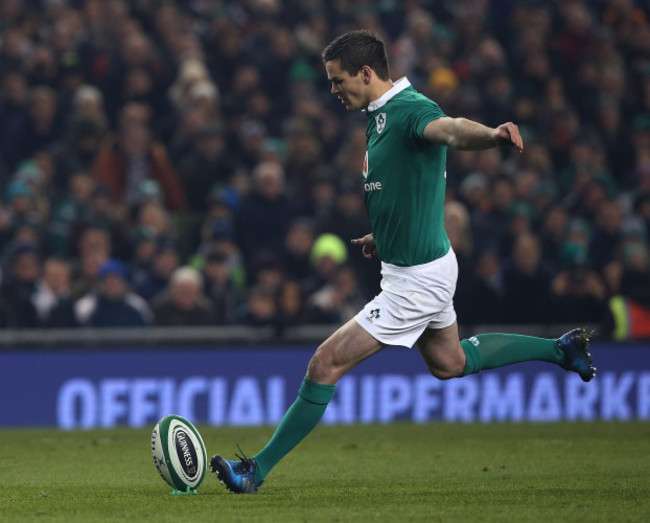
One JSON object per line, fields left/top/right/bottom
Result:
{"left": 0, "top": 0, "right": 649, "bottom": 339}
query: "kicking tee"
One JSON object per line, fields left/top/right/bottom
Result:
{"left": 363, "top": 77, "right": 450, "bottom": 267}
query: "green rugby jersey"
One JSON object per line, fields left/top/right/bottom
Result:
{"left": 363, "top": 78, "right": 450, "bottom": 266}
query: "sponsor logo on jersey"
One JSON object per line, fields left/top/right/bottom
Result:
{"left": 362, "top": 150, "right": 381, "bottom": 191}
{"left": 375, "top": 113, "right": 386, "bottom": 134}
{"left": 363, "top": 151, "right": 369, "bottom": 179}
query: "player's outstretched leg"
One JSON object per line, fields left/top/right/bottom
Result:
{"left": 460, "top": 327, "right": 596, "bottom": 381}
{"left": 556, "top": 327, "right": 596, "bottom": 382}
{"left": 210, "top": 453, "right": 263, "bottom": 494}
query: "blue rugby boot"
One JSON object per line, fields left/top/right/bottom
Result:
{"left": 210, "top": 452, "right": 263, "bottom": 494}
{"left": 557, "top": 328, "right": 596, "bottom": 382}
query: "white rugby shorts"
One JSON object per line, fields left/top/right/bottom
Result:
{"left": 354, "top": 247, "right": 458, "bottom": 348}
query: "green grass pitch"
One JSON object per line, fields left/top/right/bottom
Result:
{"left": 1, "top": 422, "right": 649, "bottom": 522}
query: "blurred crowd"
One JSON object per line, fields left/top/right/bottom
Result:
{"left": 0, "top": 0, "right": 649, "bottom": 338}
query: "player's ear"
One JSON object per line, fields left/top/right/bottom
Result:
{"left": 361, "top": 65, "right": 373, "bottom": 84}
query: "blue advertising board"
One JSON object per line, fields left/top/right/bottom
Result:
{"left": 1, "top": 343, "right": 649, "bottom": 428}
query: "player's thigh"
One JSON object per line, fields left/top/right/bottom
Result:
{"left": 307, "top": 318, "right": 386, "bottom": 384}
{"left": 415, "top": 321, "right": 465, "bottom": 379}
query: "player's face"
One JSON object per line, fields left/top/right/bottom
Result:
{"left": 325, "top": 59, "right": 368, "bottom": 111}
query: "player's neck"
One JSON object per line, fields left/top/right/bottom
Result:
{"left": 365, "top": 79, "right": 394, "bottom": 110}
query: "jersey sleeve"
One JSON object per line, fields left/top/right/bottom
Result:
{"left": 405, "top": 98, "right": 446, "bottom": 141}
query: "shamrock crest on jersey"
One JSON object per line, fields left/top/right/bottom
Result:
{"left": 375, "top": 112, "right": 386, "bottom": 134}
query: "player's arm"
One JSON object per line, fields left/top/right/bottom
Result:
{"left": 422, "top": 117, "right": 523, "bottom": 152}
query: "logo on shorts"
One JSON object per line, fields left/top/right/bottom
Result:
{"left": 366, "top": 308, "right": 381, "bottom": 323}
{"left": 469, "top": 336, "right": 480, "bottom": 346}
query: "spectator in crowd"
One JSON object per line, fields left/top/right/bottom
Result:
{"left": 135, "top": 199, "right": 175, "bottom": 240}
{"left": 508, "top": 202, "right": 536, "bottom": 244}
{"left": 480, "top": 175, "right": 517, "bottom": 257}
{"left": 152, "top": 266, "right": 215, "bottom": 326}
{"left": 234, "top": 120, "right": 268, "bottom": 170}
{"left": 166, "top": 93, "right": 220, "bottom": 166}
{"left": 1, "top": 243, "right": 41, "bottom": 328}
{"left": 31, "top": 257, "right": 77, "bottom": 328}
{"left": 0, "top": 71, "right": 28, "bottom": 125}
{"left": 590, "top": 198, "right": 624, "bottom": 271}
{"left": 4, "top": 180, "right": 39, "bottom": 234}
{"left": 178, "top": 124, "right": 237, "bottom": 213}
{"left": 0, "top": 267, "right": 17, "bottom": 327}
{"left": 628, "top": 193, "right": 650, "bottom": 241}
{"left": 283, "top": 119, "right": 327, "bottom": 205}
{"left": 62, "top": 183, "right": 131, "bottom": 261}
{"left": 93, "top": 110, "right": 187, "bottom": 212}
{"left": 455, "top": 249, "right": 505, "bottom": 326}
{"left": 72, "top": 85, "right": 108, "bottom": 131}
{"left": 283, "top": 219, "right": 316, "bottom": 288}
{"left": 321, "top": 180, "right": 371, "bottom": 247}
{"left": 277, "top": 280, "right": 306, "bottom": 328}
{"left": 234, "top": 161, "right": 296, "bottom": 267}
{"left": 539, "top": 204, "right": 569, "bottom": 273}
{"left": 52, "top": 116, "right": 106, "bottom": 193}
{"left": 321, "top": 180, "right": 378, "bottom": 297}
{"left": 445, "top": 200, "right": 474, "bottom": 276}
{"left": 133, "top": 239, "right": 180, "bottom": 302}
{"left": 249, "top": 252, "right": 286, "bottom": 297}
{"left": 303, "top": 171, "right": 338, "bottom": 228}
{"left": 69, "top": 226, "right": 111, "bottom": 299}
{"left": 502, "top": 233, "right": 553, "bottom": 324}
{"left": 618, "top": 243, "right": 650, "bottom": 309}
{"left": 220, "top": 63, "right": 262, "bottom": 121}
{"left": 551, "top": 242, "right": 608, "bottom": 323}
{"left": 239, "top": 285, "right": 280, "bottom": 327}
{"left": 12, "top": 159, "right": 51, "bottom": 225}
{"left": 201, "top": 248, "right": 242, "bottom": 325}
{"left": 129, "top": 226, "right": 158, "bottom": 293}
{"left": 334, "top": 124, "right": 367, "bottom": 182}
{"left": 75, "top": 259, "right": 152, "bottom": 327}
{"left": 199, "top": 189, "right": 236, "bottom": 252}
{"left": 606, "top": 242, "right": 650, "bottom": 340}
{"left": 458, "top": 172, "right": 490, "bottom": 225}
{"left": 304, "top": 233, "right": 349, "bottom": 297}
{"left": 46, "top": 84, "right": 108, "bottom": 195}
{"left": 1, "top": 86, "right": 62, "bottom": 171}
{"left": 308, "top": 264, "right": 366, "bottom": 324}
{"left": 49, "top": 172, "right": 95, "bottom": 257}
{"left": 0, "top": 197, "right": 13, "bottom": 247}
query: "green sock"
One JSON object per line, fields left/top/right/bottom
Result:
{"left": 461, "top": 333, "right": 564, "bottom": 376}
{"left": 253, "top": 377, "right": 336, "bottom": 482}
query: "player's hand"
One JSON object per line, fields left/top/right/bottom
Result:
{"left": 494, "top": 122, "right": 523, "bottom": 152}
{"left": 351, "top": 233, "right": 378, "bottom": 259}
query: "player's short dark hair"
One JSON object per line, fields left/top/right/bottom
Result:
{"left": 322, "top": 30, "right": 390, "bottom": 80}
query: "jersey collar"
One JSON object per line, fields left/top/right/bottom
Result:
{"left": 366, "top": 77, "right": 411, "bottom": 112}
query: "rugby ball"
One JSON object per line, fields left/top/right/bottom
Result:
{"left": 151, "top": 414, "right": 207, "bottom": 492}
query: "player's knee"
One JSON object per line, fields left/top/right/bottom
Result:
{"left": 306, "top": 349, "right": 339, "bottom": 383}
{"left": 428, "top": 360, "right": 465, "bottom": 380}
